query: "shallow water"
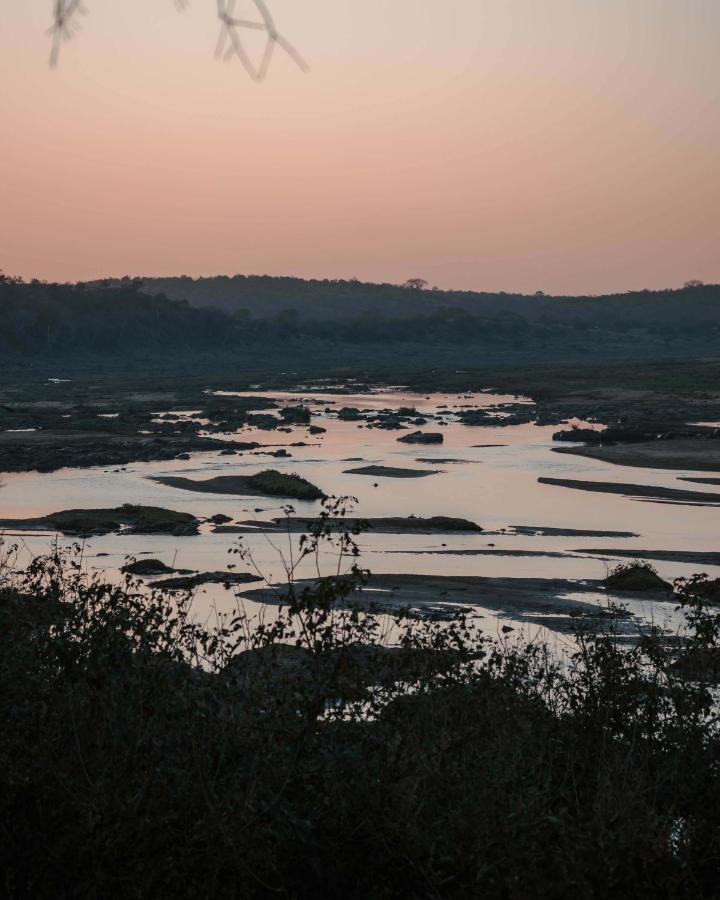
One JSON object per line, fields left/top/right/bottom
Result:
{"left": 1, "top": 388, "right": 718, "bottom": 630}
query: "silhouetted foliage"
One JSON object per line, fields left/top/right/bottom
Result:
{"left": 1, "top": 274, "right": 719, "bottom": 367}
{"left": 1, "top": 512, "right": 720, "bottom": 897}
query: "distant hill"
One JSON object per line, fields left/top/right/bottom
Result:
{"left": 130, "top": 274, "right": 720, "bottom": 330}
{"left": 2, "top": 273, "right": 718, "bottom": 375}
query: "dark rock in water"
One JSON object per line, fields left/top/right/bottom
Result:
{"left": 605, "top": 562, "right": 672, "bottom": 592}
{"left": 219, "top": 448, "right": 237, "bottom": 456}
{"left": 210, "top": 513, "right": 233, "bottom": 524}
{"left": 280, "top": 406, "right": 311, "bottom": 425}
{"left": 152, "top": 571, "right": 263, "bottom": 591}
{"left": 247, "top": 413, "right": 281, "bottom": 430}
{"left": 337, "top": 407, "right": 363, "bottom": 421}
{"left": 397, "top": 431, "right": 443, "bottom": 445}
{"left": 457, "top": 409, "right": 490, "bottom": 425}
{"left": 553, "top": 423, "right": 717, "bottom": 445}
{"left": 175, "top": 453, "right": 191, "bottom": 460}
{"left": 271, "top": 449, "right": 291, "bottom": 458}
{"left": 458, "top": 405, "right": 535, "bottom": 427}
{"left": 308, "top": 425, "right": 326, "bottom": 434}
{"left": 121, "top": 559, "right": 192, "bottom": 576}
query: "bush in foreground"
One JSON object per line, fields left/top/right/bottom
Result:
{"left": 1, "top": 514, "right": 719, "bottom": 898}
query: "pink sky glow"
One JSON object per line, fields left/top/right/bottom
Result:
{"left": 1, "top": 0, "right": 719, "bottom": 294}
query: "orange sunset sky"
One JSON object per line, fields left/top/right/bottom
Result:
{"left": 1, "top": 0, "right": 719, "bottom": 294}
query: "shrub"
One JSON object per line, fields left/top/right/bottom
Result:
{"left": 1, "top": 511, "right": 719, "bottom": 897}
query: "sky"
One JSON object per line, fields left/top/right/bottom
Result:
{"left": 1, "top": 0, "right": 719, "bottom": 295}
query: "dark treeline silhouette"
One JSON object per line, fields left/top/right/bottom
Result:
{"left": 134, "top": 273, "right": 720, "bottom": 329}
{"left": 1, "top": 273, "right": 718, "bottom": 366}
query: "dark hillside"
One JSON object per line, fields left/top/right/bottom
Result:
{"left": 134, "top": 274, "right": 720, "bottom": 331}
{"left": 2, "top": 274, "right": 718, "bottom": 375}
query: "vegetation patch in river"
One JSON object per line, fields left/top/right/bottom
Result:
{"left": 0, "top": 505, "right": 200, "bottom": 536}
{"left": 152, "top": 469, "right": 325, "bottom": 500}
{"left": 214, "top": 515, "right": 483, "bottom": 535}
{"left": 605, "top": 562, "right": 672, "bottom": 593}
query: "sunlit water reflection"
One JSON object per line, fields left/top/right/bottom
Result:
{"left": 2, "top": 389, "right": 718, "bottom": 633}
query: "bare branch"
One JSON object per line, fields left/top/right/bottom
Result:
{"left": 216, "top": 0, "right": 309, "bottom": 81}
{"left": 49, "top": 1, "right": 309, "bottom": 81}
{"left": 48, "top": 0, "right": 87, "bottom": 68}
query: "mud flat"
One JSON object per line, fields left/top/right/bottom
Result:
{"left": 343, "top": 465, "right": 440, "bottom": 478}
{"left": 241, "top": 573, "right": 651, "bottom": 632}
{"left": 538, "top": 477, "right": 720, "bottom": 507}
{"left": 380, "top": 549, "right": 573, "bottom": 559}
{"left": 214, "top": 515, "right": 483, "bottom": 535}
{"left": 415, "top": 458, "right": 481, "bottom": 465}
{"left": 552, "top": 438, "right": 720, "bottom": 472}
{"left": 505, "top": 525, "right": 639, "bottom": 538}
{"left": 152, "top": 470, "right": 325, "bottom": 501}
{"left": 577, "top": 549, "right": 720, "bottom": 566}
{"left": 0, "top": 428, "right": 260, "bottom": 474}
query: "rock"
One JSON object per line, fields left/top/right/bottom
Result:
{"left": 247, "top": 414, "right": 281, "bottom": 430}
{"left": 152, "top": 571, "right": 264, "bottom": 591}
{"left": 397, "top": 431, "right": 444, "bottom": 445}
{"left": 210, "top": 513, "right": 233, "bottom": 524}
{"left": 280, "top": 406, "right": 311, "bottom": 425}
{"left": 121, "top": 559, "right": 191, "bottom": 576}
{"left": 337, "top": 407, "right": 363, "bottom": 421}
{"left": 309, "top": 425, "right": 326, "bottom": 435}
{"left": 457, "top": 410, "right": 490, "bottom": 425}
